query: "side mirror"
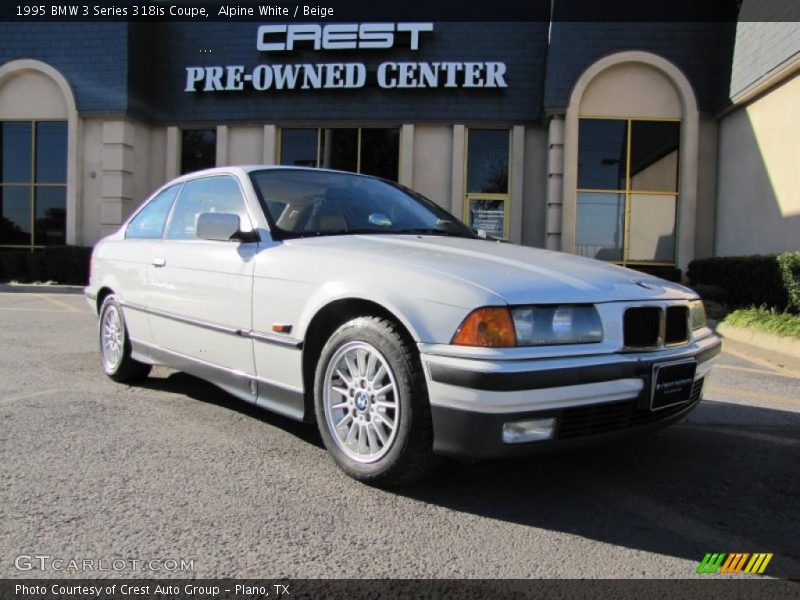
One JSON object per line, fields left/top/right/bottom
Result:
{"left": 196, "top": 213, "right": 258, "bottom": 243}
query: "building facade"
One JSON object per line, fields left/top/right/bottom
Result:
{"left": 0, "top": 6, "right": 798, "bottom": 279}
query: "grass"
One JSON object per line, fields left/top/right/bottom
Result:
{"left": 723, "top": 307, "right": 800, "bottom": 339}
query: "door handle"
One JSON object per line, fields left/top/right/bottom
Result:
{"left": 152, "top": 257, "right": 166, "bottom": 267}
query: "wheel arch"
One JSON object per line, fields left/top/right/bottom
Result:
{"left": 96, "top": 286, "right": 115, "bottom": 313}
{"left": 301, "top": 297, "right": 419, "bottom": 422}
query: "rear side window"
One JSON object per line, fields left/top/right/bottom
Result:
{"left": 165, "top": 176, "right": 251, "bottom": 240}
{"left": 126, "top": 184, "right": 182, "bottom": 239}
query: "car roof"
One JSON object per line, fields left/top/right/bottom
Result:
{"left": 173, "top": 165, "right": 364, "bottom": 181}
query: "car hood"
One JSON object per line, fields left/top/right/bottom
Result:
{"left": 286, "top": 234, "right": 697, "bottom": 304}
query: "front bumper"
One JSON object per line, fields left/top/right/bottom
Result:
{"left": 421, "top": 334, "right": 721, "bottom": 458}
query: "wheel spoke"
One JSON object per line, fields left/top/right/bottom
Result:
{"left": 323, "top": 341, "right": 400, "bottom": 464}
{"left": 335, "top": 368, "right": 352, "bottom": 386}
{"left": 357, "top": 424, "right": 368, "bottom": 454}
{"left": 375, "top": 412, "right": 395, "bottom": 430}
{"left": 344, "top": 355, "right": 359, "bottom": 379}
{"left": 372, "top": 420, "right": 388, "bottom": 445}
{"left": 344, "top": 420, "right": 357, "bottom": 446}
{"left": 375, "top": 383, "right": 394, "bottom": 397}
{"left": 365, "top": 353, "right": 377, "bottom": 380}
{"left": 367, "top": 425, "right": 379, "bottom": 453}
{"left": 371, "top": 365, "right": 386, "bottom": 386}
{"left": 356, "top": 349, "right": 367, "bottom": 377}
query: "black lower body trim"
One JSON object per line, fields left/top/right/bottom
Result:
{"left": 431, "top": 379, "right": 704, "bottom": 458}
{"left": 428, "top": 338, "right": 721, "bottom": 392}
{"left": 131, "top": 339, "right": 306, "bottom": 421}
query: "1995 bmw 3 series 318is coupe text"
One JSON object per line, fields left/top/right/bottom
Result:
{"left": 86, "top": 167, "right": 721, "bottom": 486}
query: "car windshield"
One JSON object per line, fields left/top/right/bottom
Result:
{"left": 249, "top": 169, "right": 477, "bottom": 239}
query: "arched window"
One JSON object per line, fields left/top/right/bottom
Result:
{"left": 562, "top": 52, "right": 699, "bottom": 272}
{"left": 0, "top": 60, "right": 78, "bottom": 247}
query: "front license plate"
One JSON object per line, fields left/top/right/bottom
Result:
{"left": 651, "top": 360, "right": 697, "bottom": 410}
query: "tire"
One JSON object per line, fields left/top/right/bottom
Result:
{"left": 314, "top": 316, "right": 440, "bottom": 487}
{"left": 98, "top": 294, "right": 152, "bottom": 383}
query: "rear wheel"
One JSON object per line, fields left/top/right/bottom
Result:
{"left": 314, "top": 316, "right": 439, "bottom": 487}
{"left": 99, "top": 294, "right": 151, "bottom": 383}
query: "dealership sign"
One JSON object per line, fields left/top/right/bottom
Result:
{"left": 184, "top": 23, "right": 508, "bottom": 92}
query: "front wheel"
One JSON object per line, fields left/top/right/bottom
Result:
{"left": 314, "top": 316, "right": 439, "bottom": 487}
{"left": 99, "top": 294, "right": 152, "bottom": 383}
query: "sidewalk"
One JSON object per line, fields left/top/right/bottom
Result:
{"left": 0, "top": 283, "right": 84, "bottom": 295}
{"left": 713, "top": 322, "right": 800, "bottom": 373}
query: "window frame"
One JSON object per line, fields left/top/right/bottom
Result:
{"left": 462, "top": 127, "right": 512, "bottom": 240}
{"left": 0, "top": 118, "right": 68, "bottom": 249}
{"left": 124, "top": 183, "right": 184, "bottom": 241}
{"left": 162, "top": 174, "right": 255, "bottom": 242}
{"left": 577, "top": 116, "right": 681, "bottom": 267}
{"left": 277, "top": 126, "right": 401, "bottom": 181}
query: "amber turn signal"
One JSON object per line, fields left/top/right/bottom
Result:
{"left": 452, "top": 307, "right": 517, "bottom": 347}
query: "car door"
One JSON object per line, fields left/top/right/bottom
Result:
{"left": 148, "top": 174, "right": 259, "bottom": 400}
{"left": 116, "top": 183, "right": 183, "bottom": 348}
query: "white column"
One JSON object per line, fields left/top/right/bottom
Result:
{"left": 677, "top": 116, "right": 699, "bottom": 273}
{"left": 99, "top": 120, "right": 135, "bottom": 235}
{"left": 509, "top": 125, "right": 525, "bottom": 244}
{"left": 165, "top": 126, "right": 180, "bottom": 180}
{"left": 399, "top": 124, "right": 414, "bottom": 187}
{"left": 66, "top": 116, "right": 81, "bottom": 244}
{"left": 450, "top": 124, "right": 466, "bottom": 218}
{"left": 263, "top": 125, "right": 277, "bottom": 164}
{"left": 215, "top": 125, "right": 229, "bottom": 167}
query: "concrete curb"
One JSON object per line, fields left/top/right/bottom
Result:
{"left": 0, "top": 284, "right": 84, "bottom": 295}
{"left": 717, "top": 322, "right": 800, "bottom": 361}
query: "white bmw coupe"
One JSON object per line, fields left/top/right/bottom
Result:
{"left": 86, "top": 166, "right": 721, "bottom": 485}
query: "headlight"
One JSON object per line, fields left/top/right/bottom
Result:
{"left": 511, "top": 305, "right": 603, "bottom": 346}
{"left": 452, "top": 305, "right": 603, "bottom": 347}
{"left": 690, "top": 300, "right": 707, "bottom": 331}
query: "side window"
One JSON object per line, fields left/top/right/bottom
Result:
{"left": 165, "top": 176, "right": 251, "bottom": 240}
{"left": 126, "top": 184, "right": 182, "bottom": 239}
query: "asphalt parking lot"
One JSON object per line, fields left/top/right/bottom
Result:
{"left": 1, "top": 292, "right": 799, "bottom": 579}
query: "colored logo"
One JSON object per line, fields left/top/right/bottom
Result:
{"left": 696, "top": 553, "right": 773, "bottom": 574}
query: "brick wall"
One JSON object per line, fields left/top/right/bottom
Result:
{"left": 729, "top": 12, "right": 800, "bottom": 99}
{"left": 544, "top": 20, "right": 736, "bottom": 113}
{"left": 0, "top": 22, "right": 128, "bottom": 112}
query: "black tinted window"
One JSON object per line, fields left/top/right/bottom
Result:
{"left": 35, "top": 187, "right": 66, "bottom": 245}
{"left": 1, "top": 122, "right": 32, "bottom": 183}
{"left": 181, "top": 129, "right": 217, "bottom": 175}
{"left": 360, "top": 128, "right": 400, "bottom": 181}
{"left": 280, "top": 129, "right": 318, "bottom": 167}
{"left": 0, "top": 186, "right": 32, "bottom": 245}
{"left": 35, "top": 121, "right": 67, "bottom": 183}
{"left": 467, "top": 130, "right": 509, "bottom": 194}
{"left": 126, "top": 184, "right": 182, "bottom": 240}
{"left": 578, "top": 119, "right": 628, "bottom": 190}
